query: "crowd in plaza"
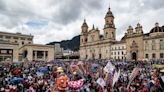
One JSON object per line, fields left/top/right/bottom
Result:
{"left": 0, "top": 59, "right": 163, "bottom": 92}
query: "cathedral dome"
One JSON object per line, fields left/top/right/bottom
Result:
{"left": 150, "top": 23, "right": 164, "bottom": 33}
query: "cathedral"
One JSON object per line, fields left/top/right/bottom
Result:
{"left": 79, "top": 6, "right": 164, "bottom": 61}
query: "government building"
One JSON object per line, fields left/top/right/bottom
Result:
{"left": 0, "top": 32, "right": 54, "bottom": 62}
{"left": 80, "top": 6, "right": 164, "bottom": 61}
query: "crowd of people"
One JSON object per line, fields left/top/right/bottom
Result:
{"left": 0, "top": 59, "right": 163, "bottom": 92}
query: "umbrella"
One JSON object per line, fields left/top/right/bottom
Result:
{"left": 36, "top": 72, "right": 44, "bottom": 77}
{"left": 38, "top": 67, "right": 48, "bottom": 73}
{"left": 160, "top": 69, "right": 164, "bottom": 73}
{"left": 54, "top": 60, "right": 62, "bottom": 64}
{"left": 10, "top": 77, "right": 24, "bottom": 84}
{"left": 153, "top": 64, "right": 164, "bottom": 68}
{"left": 57, "top": 69, "right": 64, "bottom": 73}
{"left": 92, "top": 64, "right": 99, "bottom": 67}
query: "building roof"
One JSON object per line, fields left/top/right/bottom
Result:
{"left": 120, "top": 35, "right": 127, "bottom": 41}
{"left": 150, "top": 23, "right": 164, "bottom": 33}
{"left": 0, "top": 31, "right": 33, "bottom": 37}
{"left": 81, "top": 19, "right": 88, "bottom": 28}
{"left": 113, "top": 41, "right": 126, "bottom": 44}
{"left": 105, "top": 7, "right": 114, "bottom": 18}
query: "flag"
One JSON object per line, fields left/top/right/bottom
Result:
{"left": 161, "top": 76, "right": 164, "bottom": 83}
{"left": 96, "top": 78, "right": 106, "bottom": 88}
{"left": 104, "top": 61, "right": 115, "bottom": 74}
{"left": 112, "top": 69, "right": 120, "bottom": 87}
{"left": 127, "top": 68, "right": 139, "bottom": 88}
{"left": 70, "top": 65, "right": 84, "bottom": 78}
{"left": 77, "top": 61, "right": 86, "bottom": 74}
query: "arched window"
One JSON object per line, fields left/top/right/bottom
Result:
{"left": 145, "top": 54, "right": 149, "bottom": 58}
{"left": 81, "top": 39, "right": 83, "bottom": 43}
{"left": 160, "top": 44, "right": 164, "bottom": 50}
{"left": 122, "top": 51, "right": 124, "bottom": 55}
{"left": 111, "top": 32, "right": 114, "bottom": 38}
{"left": 152, "top": 53, "right": 156, "bottom": 58}
{"left": 22, "top": 41, "right": 24, "bottom": 45}
{"left": 85, "top": 38, "right": 87, "bottom": 42}
{"left": 86, "top": 55, "right": 88, "bottom": 59}
{"left": 106, "top": 32, "right": 108, "bottom": 38}
{"left": 152, "top": 45, "right": 156, "bottom": 50}
{"left": 160, "top": 53, "right": 164, "bottom": 58}
{"left": 106, "top": 20, "right": 109, "bottom": 23}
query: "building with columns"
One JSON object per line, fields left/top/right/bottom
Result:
{"left": 0, "top": 31, "right": 54, "bottom": 62}
{"left": 80, "top": 6, "right": 164, "bottom": 61}
{"left": 19, "top": 44, "right": 54, "bottom": 61}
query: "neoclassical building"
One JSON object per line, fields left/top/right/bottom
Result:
{"left": 0, "top": 31, "right": 54, "bottom": 62}
{"left": 80, "top": 6, "right": 164, "bottom": 60}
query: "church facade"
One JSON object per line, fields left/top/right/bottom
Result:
{"left": 80, "top": 6, "right": 164, "bottom": 61}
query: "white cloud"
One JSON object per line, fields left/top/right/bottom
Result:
{"left": 0, "top": 0, "right": 164, "bottom": 44}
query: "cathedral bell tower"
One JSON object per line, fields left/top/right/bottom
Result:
{"left": 80, "top": 19, "right": 88, "bottom": 46}
{"left": 104, "top": 7, "right": 116, "bottom": 40}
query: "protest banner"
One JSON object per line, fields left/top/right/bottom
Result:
{"left": 96, "top": 78, "right": 106, "bottom": 88}
{"left": 112, "top": 69, "right": 120, "bottom": 87}
{"left": 104, "top": 61, "right": 115, "bottom": 74}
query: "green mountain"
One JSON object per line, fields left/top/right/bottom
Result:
{"left": 47, "top": 35, "right": 80, "bottom": 51}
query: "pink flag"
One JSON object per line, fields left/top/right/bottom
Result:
{"left": 127, "top": 68, "right": 139, "bottom": 88}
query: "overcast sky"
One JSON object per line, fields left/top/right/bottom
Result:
{"left": 0, "top": 0, "right": 164, "bottom": 44}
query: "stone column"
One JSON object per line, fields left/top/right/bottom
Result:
{"left": 34, "top": 51, "right": 37, "bottom": 60}
{"left": 27, "top": 49, "right": 32, "bottom": 61}
{"left": 43, "top": 51, "right": 46, "bottom": 61}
